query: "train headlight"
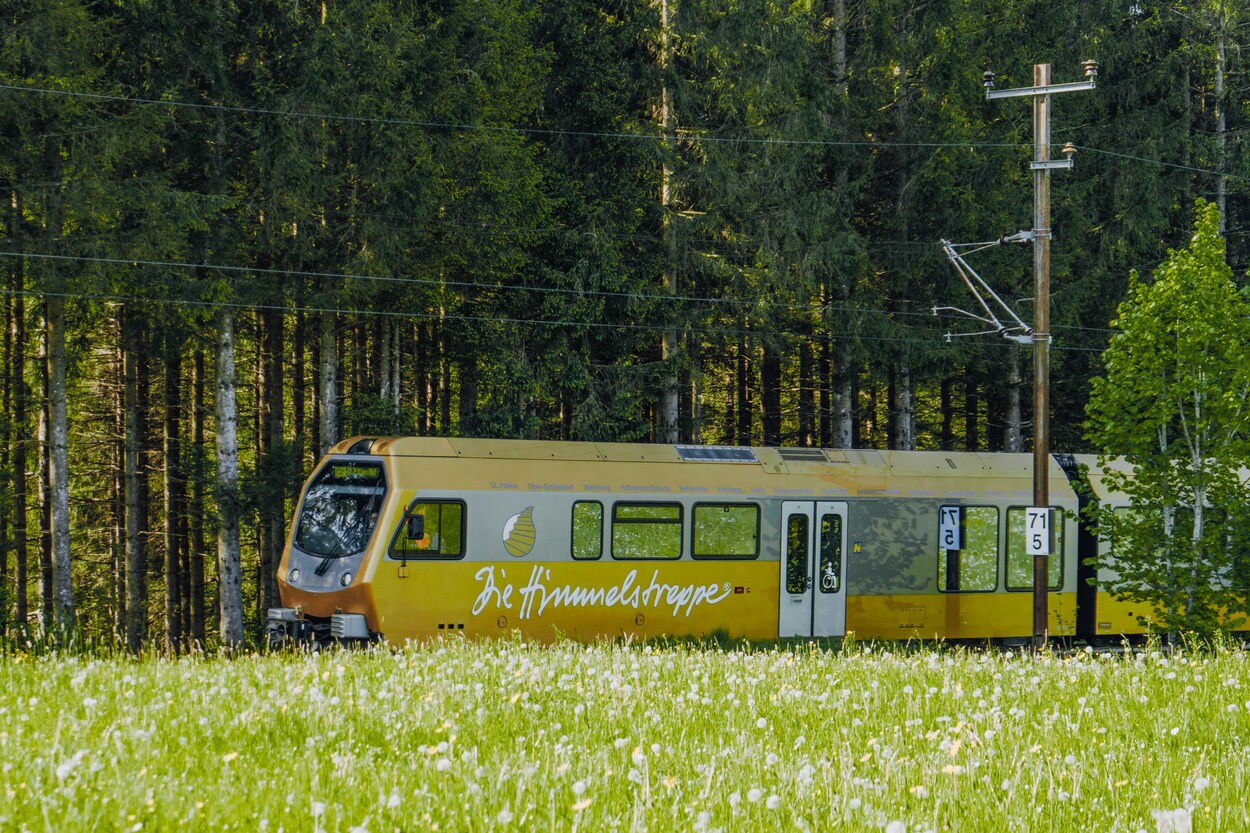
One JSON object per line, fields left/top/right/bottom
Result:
{"left": 287, "top": 568, "right": 301, "bottom": 585}
{"left": 340, "top": 571, "right": 353, "bottom": 587}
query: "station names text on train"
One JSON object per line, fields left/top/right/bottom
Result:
{"left": 472, "top": 565, "right": 733, "bottom": 619}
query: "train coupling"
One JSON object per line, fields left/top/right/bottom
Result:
{"left": 267, "top": 607, "right": 376, "bottom": 648}
{"left": 266, "top": 607, "right": 316, "bottom": 647}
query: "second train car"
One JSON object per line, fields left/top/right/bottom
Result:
{"left": 266, "top": 436, "right": 1151, "bottom": 645}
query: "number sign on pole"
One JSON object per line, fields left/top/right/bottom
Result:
{"left": 939, "top": 506, "right": 962, "bottom": 550}
{"left": 1025, "top": 507, "right": 1053, "bottom": 556}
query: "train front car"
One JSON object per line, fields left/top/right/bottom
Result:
{"left": 268, "top": 439, "right": 390, "bottom": 645}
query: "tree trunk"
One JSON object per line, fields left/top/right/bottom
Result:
{"left": 189, "top": 350, "right": 207, "bottom": 646}
{"left": 459, "top": 352, "right": 478, "bottom": 432}
{"left": 736, "top": 335, "right": 751, "bottom": 444}
{"left": 112, "top": 323, "right": 125, "bottom": 642}
{"left": 259, "top": 307, "right": 284, "bottom": 613}
{"left": 938, "top": 376, "right": 953, "bottom": 451}
{"left": 1004, "top": 349, "right": 1024, "bottom": 453}
{"left": 380, "top": 314, "right": 392, "bottom": 402}
{"left": 798, "top": 342, "right": 814, "bottom": 447}
{"left": 11, "top": 259, "right": 28, "bottom": 632}
{"left": 163, "top": 344, "right": 183, "bottom": 651}
{"left": 964, "top": 371, "right": 980, "bottom": 451}
{"left": 890, "top": 359, "right": 915, "bottom": 451}
{"left": 293, "top": 308, "right": 306, "bottom": 470}
{"left": 216, "top": 310, "right": 244, "bottom": 647}
{"left": 657, "top": 0, "right": 679, "bottom": 444}
{"left": 761, "top": 341, "right": 782, "bottom": 446}
{"left": 1214, "top": 3, "right": 1227, "bottom": 231}
{"left": 827, "top": 0, "right": 853, "bottom": 450}
{"left": 831, "top": 339, "right": 854, "bottom": 448}
{"left": 38, "top": 313, "right": 52, "bottom": 627}
{"left": 123, "top": 308, "right": 146, "bottom": 652}
{"left": 319, "top": 311, "right": 338, "bottom": 454}
{"left": 0, "top": 260, "right": 9, "bottom": 638}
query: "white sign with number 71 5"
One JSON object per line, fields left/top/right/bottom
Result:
{"left": 1025, "top": 507, "right": 1053, "bottom": 556}
{"left": 939, "top": 506, "right": 962, "bottom": 550}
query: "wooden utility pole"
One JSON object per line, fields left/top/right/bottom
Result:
{"left": 986, "top": 61, "right": 1096, "bottom": 649}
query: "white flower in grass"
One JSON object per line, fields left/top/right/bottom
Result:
{"left": 386, "top": 790, "right": 401, "bottom": 810}
{"left": 885, "top": 822, "right": 906, "bottom": 833}
{"left": 312, "top": 801, "right": 326, "bottom": 817}
{"left": 614, "top": 738, "right": 629, "bottom": 750}
{"left": 728, "top": 792, "right": 741, "bottom": 808}
{"left": 747, "top": 788, "right": 762, "bottom": 803}
{"left": 631, "top": 748, "right": 646, "bottom": 767}
{"left": 1192, "top": 776, "right": 1210, "bottom": 792}
{"left": 573, "top": 780, "right": 587, "bottom": 797}
{"left": 756, "top": 718, "right": 768, "bottom": 730}
{"left": 848, "top": 798, "right": 862, "bottom": 811}
{"left": 766, "top": 752, "right": 779, "bottom": 767}
{"left": 496, "top": 808, "right": 514, "bottom": 825}
{"left": 765, "top": 794, "right": 780, "bottom": 810}
{"left": 1064, "top": 754, "right": 1077, "bottom": 766}
{"left": 435, "top": 758, "right": 451, "bottom": 772}
{"left": 1150, "top": 808, "right": 1191, "bottom": 833}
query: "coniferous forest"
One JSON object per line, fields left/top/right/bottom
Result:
{"left": 2, "top": 0, "right": 1247, "bottom": 647}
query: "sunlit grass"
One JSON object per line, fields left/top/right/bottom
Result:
{"left": 2, "top": 639, "right": 1249, "bottom": 831}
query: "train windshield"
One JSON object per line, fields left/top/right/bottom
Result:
{"left": 294, "top": 461, "right": 387, "bottom": 558}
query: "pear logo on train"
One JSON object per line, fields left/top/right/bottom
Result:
{"left": 502, "top": 506, "right": 537, "bottom": 558}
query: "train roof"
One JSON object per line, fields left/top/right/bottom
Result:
{"left": 325, "top": 437, "right": 1081, "bottom": 503}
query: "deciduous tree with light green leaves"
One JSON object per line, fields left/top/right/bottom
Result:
{"left": 1086, "top": 201, "right": 1250, "bottom": 638}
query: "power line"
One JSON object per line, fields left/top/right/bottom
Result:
{"left": 1075, "top": 145, "right": 1250, "bottom": 184}
{"left": 0, "top": 248, "right": 946, "bottom": 322}
{"left": 0, "top": 82, "right": 1028, "bottom": 151}
{"left": 6, "top": 82, "right": 1246, "bottom": 190}
{"left": 0, "top": 281, "right": 1105, "bottom": 355}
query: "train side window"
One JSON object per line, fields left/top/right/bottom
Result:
{"left": 692, "top": 503, "right": 759, "bottom": 559}
{"left": 937, "top": 505, "right": 998, "bottom": 592}
{"left": 611, "top": 503, "right": 682, "bottom": 560}
{"left": 818, "top": 513, "right": 843, "bottom": 593}
{"left": 1006, "top": 507, "right": 1064, "bottom": 591}
{"left": 390, "top": 500, "right": 465, "bottom": 560}
{"left": 571, "top": 501, "right": 603, "bottom": 561}
{"left": 785, "top": 514, "right": 809, "bottom": 594}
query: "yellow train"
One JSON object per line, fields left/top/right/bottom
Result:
{"left": 266, "top": 436, "right": 1151, "bottom": 646}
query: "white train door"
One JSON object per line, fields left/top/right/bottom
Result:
{"left": 779, "top": 501, "right": 849, "bottom": 638}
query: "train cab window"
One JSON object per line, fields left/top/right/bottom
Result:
{"left": 293, "top": 461, "right": 386, "bottom": 557}
{"left": 692, "top": 503, "right": 759, "bottom": 559}
{"left": 785, "top": 514, "right": 809, "bottom": 594}
{"left": 390, "top": 500, "right": 465, "bottom": 560}
{"left": 937, "top": 505, "right": 998, "bottom": 592}
{"left": 571, "top": 501, "right": 603, "bottom": 560}
{"left": 818, "top": 513, "right": 843, "bottom": 594}
{"left": 611, "top": 503, "right": 682, "bottom": 560}
{"left": 1006, "top": 507, "right": 1064, "bottom": 591}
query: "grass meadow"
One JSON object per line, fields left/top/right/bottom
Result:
{"left": 2, "top": 639, "right": 1248, "bottom": 832}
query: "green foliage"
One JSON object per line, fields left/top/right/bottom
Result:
{"left": 344, "top": 394, "right": 417, "bottom": 439}
{"left": 1086, "top": 202, "right": 1250, "bottom": 636}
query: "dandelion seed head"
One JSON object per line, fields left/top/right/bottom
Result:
{"left": 765, "top": 794, "right": 780, "bottom": 810}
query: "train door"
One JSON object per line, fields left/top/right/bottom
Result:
{"left": 779, "top": 501, "right": 849, "bottom": 638}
